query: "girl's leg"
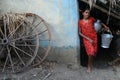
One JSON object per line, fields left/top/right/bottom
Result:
{"left": 87, "top": 55, "right": 93, "bottom": 73}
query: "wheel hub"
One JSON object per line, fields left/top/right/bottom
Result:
{"left": 2, "top": 39, "right": 9, "bottom": 45}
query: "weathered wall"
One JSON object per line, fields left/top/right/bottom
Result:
{"left": 0, "top": 0, "right": 80, "bottom": 63}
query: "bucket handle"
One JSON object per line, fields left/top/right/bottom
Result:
{"left": 102, "top": 29, "right": 112, "bottom": 35}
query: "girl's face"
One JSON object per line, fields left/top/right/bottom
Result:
{"left": 82, "top": 10, "right": 90, "bottom": 19}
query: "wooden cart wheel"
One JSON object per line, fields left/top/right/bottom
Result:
{"left": 0, "top": 13, "right": 51, "bottom": 73}
{"left": 26, "top": 13, "right": 51, "bottom": 67}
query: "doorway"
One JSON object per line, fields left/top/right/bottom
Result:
{"left": 77, "top": 0, "right": 119, "bottom": 67}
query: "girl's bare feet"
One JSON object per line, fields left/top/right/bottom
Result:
{"left": 87, "top": 55, "right": 93, "bottom": 73}
{"left": 87, "top": 67, "right": 92, "bottom": 73}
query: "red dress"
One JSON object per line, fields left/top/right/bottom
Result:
{"left": 78, "top": 17, "right": 98, "bottom": 56}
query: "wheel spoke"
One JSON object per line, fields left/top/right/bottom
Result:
{"left": 26, "top": 43, "right": 42, "bottom": 61}
{"left": 27, "top": 44, "right": 35, "bottom": 55}
{"left": 2, "top": 54, "right": 9, "bottom": 72}
{"left": 39, "top": 39, "right": 50, "bottom": 41}
{"left": 0, "top": 47, "right": 4, "bottom": 56}
{"left": 27, "top": 44, "right": 34, "bottom": 53}
{"left": 0, "top": 27, "right": 4, "bottom": 37}
{"left": 24, "top": 41, "right": 42, "bottom": 62}
{"left": 3, "top": 16, "right": 7, "bottom": 38}
{"left": 8, "top": 21, "right": 24, "bottom": 38}
{"left": 15, "top": 44, "right": 37, "bottom": 47}
{"left": 37, "top": 29, "right": 48, "bottom": 35}
{"left": 19, "top": 19, "right": 43, "bottom": 38}
{"left": 40, "top": 47, "right": 47, "bottom": 51}
{"left": 23, "top": 38, "right": 35, "bottom": 41}
{"left": 10, "top": 29, "right": 48, "bottom": 42}
{"left": 7, "top": 47, "right": 14, "bottom": 72}
{"left": 10, "top": 44, "right": 33, "bottom": 57}
{"left": 31, "top": 15, "right": 36, "bottom": 24}
{"left": 36, "top": 54, "right": 42, "bottom": 61}
{"left": 30, "top": 20, "right": 43, "bottom": 33}
{"left": 15, "top": 38, "right": 50, "bottom": 41}
{"left": 13, "top": 48, "right": 25, "bottom": 66}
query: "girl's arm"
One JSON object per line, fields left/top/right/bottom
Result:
{"left": 101, "top": 22, "right": 109, "bottom": 30}
{"left": 79, "top": 28, "right": 94, "bottom": 44}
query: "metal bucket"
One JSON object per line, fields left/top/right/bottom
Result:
{"left": 101, "top": 32, "right": 113, "bottom": 48}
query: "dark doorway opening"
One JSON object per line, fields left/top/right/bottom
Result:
{"left": 78, "top": 0, "right": 120, "bottom": 68}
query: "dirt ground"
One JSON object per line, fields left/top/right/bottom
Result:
{"left": 0, "top": 60, "right": 120, "bottom": 80}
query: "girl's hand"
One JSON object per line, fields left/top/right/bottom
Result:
{"left": 89, "top": 39, "right": 94, "bottom": 44}
{"left": 101, "top": 23, "right": 110, "bottom": 30}
{"left": 79, "top": 32, "right": 94, "bottom": 44}
{"left": 104, "top": 26, "right": 110, "bottom": 30}
{"left": 88, "top": 38, "right": 94, "bottom": 44}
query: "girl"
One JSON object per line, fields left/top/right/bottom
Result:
{"left": 78, "top": 8, "right": 109, "bottom": 73}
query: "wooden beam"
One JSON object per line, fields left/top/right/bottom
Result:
{"left": 80, "top": 0, "right": 120, "bottom": 20}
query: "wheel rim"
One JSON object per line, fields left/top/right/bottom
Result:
{"left": 28, "top": 14, "right": 51, "bottom": 67}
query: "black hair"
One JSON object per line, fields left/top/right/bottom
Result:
{"left": 79, "top": 6, "right": 91, "bottom": 19}
{"left": 80, "top": 6, "right": 90, "bottom": 19}
{"left": 82, "top": 6, "right": 90, "bottom": 13}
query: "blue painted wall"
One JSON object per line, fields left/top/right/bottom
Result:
{"left": 0, "top": 0, "right": 80, "bottom": 63}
